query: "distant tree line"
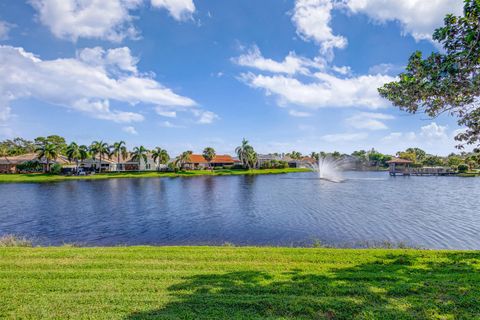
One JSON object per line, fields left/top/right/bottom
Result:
{"left": 2, "top": 136, "right": 479, "bottom": 173}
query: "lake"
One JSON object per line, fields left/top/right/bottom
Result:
{"left": 0, "top": 172, "right": 479, "bottom": 249}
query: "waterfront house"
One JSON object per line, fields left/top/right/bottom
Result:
{"left": 121, "top": 153, "right": 159, "bottom": 171}
{"left": 73, "top": 158, "right": 116, "bottom": 172}
{"left": 184, "top": 154, "right": 235, "bottom": 169}
{"left": 0, "top": 153, "right": 75, "bottom": 173}
{"left": 0, "top": 153, "right": 38, "bottom": 173}
{"left": 107, "top": 152, "right": 163, "bottom": 171}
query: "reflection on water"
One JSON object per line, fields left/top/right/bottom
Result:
{"left": 0, "top": 171, "right": 479, "bottom": 249}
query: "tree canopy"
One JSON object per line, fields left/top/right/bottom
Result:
{"left": 378, "top": 0, "right": 480, "bottom": 150}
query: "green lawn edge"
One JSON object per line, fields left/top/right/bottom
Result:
{"left": 0, "top": 246, "right": 479, "bottom": 319}
{"left": 0, "top": 168, "right": 310, "bottom": 183}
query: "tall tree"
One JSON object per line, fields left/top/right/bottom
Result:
{"left": 66, "top": 142, "right": 88, "bottom": 172}
{"left": 89, "top": 141, "right": 110, "bottom": 173}
{"left": 406, "top": 148, "right": 427, "bottom": 162}
{"left": 35, "top": 135, "right": 67, "bottom": 154}
{"left": 131, "top": 146, "right": 149, "bottom": 169}
{"left": 111, "top": 141, "right": 128, "bottom": 171}
{"left": 287, "top": 151, "right": 302, "bottom": 160}
{"left": 79, "top": 145, "right": 89, "bottom": 165}
{"left": 151, "top": 147, "right": 170, "bottom": 171}
{"left": 35, "top": 142, "right": 58, "bottom": 173}
{"left": 0, "top": 144, "right": 7, "bottom": 158}
{"left": 203, "top": 147, "right": 216, "bottom": 169}
{"left": 235, "top": 138, "right": 257, "bottom": 169}
{"left": 0, "top": 138, "right": 35, "bottom": 156}
{"left": 378, "top": 0, "right": 480, "bottom": 149}
{"left": 174, "top": 151, "right": 192, "bottom": 171}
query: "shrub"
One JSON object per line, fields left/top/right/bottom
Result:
{"left": 277, "top": 160, "right": 289, "bottom": 169}
{"left": 16, "top": 161, "right": 43, "bottom": 173}
{"left": 50, "top": 163, "right": 62, "bottom": 174}
{"left": 0, "top": 235, "right": 33, "bottom": 247}
{"left": 458, "top": 163, "right": 469, "bottom": 173}
{"left": 167, "top": 162, "right": 177, "bottom": 172}
{"left": 260, "top": 160, "right": 272, "bottom": 169}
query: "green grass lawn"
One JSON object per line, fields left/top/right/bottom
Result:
{"left": 0, "top": 168, "right": 309, "bottom": 183}
{"left": 0, "top": 246, "right": 479, "bottom": 319}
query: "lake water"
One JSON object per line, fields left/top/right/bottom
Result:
{"left": 1, "top": 172, "right": 479, "bottom": 249}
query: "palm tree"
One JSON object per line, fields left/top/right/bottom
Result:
{"left": 287, "top": 151, "right": 302, "bottom": 160}
{"left": 203, "top": 147, "right": 216, "bottom": 169}
{"left": 235, "top": 138, "right": 249, "bottom": 168}
{"left": 66, "top": 142, "right": 88, "bottom": 172}
{"left": 89, "top": 141, "right": 110, "bottom": 173}
{"left": 0, "top": 145, "right": 8, "bottom": 170}
{"left": 310, "top": 152, "right": 320, "bottom": 161}
{"left": 174, "top": 151, "right": 192, "bottom": 171}
{"left": 151, "top": 147, "right": 170, "bottom": 171}
{"left": 111, "top": 141, "right": 128, "bottom": 171}
{"left": 245, "top": 149, "right": 258, "bottom": 169}
{"left": 235, "top": 138, "right": 257, "bottom": 169}
{"left": 35, "top": 142, "right": 58, "bottom": 173}
{"left": 131, "top": 146, "right": 149, "bottom": 169}
{"left": 79, "top": 145, "right": 89, "bottom": 165}
{"left": 0, "top": 145, "right": 8, "bottom": 158}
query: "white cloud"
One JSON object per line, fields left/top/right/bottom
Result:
{"left": 241, "top": 72, "right": 394, "bottom": 109}
{"left": 0, "top": 45, "right": 197, "bottom": 125}
{"left": 122, "top": 126, "right": 138, "bottom": 134}
{"left": 30, "top": 0, "right": 196, "bottom": 42}
{"left": 420, "top": 122, "right": 448, "bottom": 140}
{"left": 155, "top": 107, "right": 177, "bottom": 118}
{"left": 346, "top": 112, "right": 394, "bottom": 130}
{"left": 78, "top": 47, "right": 139, "bottom": 74}
{"left": 233, "top": 45, "right": 325, "bottom": 75}
{"left": 379, "top": 122, "right": 464, "bottom": 155}
{"left": 150, "top": 0, "right": 195, "bottom": 21}
{"left": 382, "top": 131, "right": 416, "bottom": 142}
{"left": 341, "top": 0, "right": 463, "bottom": 42}
{"left": 368, "top": 63, "right": 404, "bottom": 75}
{"left": 290, "top": 0, "right": 461, "bottom": 60}
{"left": 292, "top": 0, "right": 347, "bottom": 58}
{"left": 159, "top": 120, "right": 184, "bottom": 128}
{"left": 331, "top": 65, "right": 350, "bottom": 75}
{"left": 30, "top": 0, "right": 142, "bottom": 42}
{"left": 321, "top": 132, "right": 368, "bottom": 142}
{"left": 289, "top": 110, "right": 312, "bottom": 117}
{"left": 72, "top": 99, "right": 144, "bottom": 123}
{"left": 192, "top": 109, "right": 219, "bottom": 124}
{"left": 0, "top": 21, "right": 13, "bottom": 41}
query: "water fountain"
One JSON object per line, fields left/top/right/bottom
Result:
{"left": 305, "top": 155, "right": 351, "bottom": 182}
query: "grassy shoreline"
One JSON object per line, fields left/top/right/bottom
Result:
{"left": 0, "top": 246, "right": 478, "bottom": 319}
{"left": 0, "top": 168, "right": 310, "bottom": 183}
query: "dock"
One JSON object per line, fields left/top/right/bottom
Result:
{"left": 387, "top": 158, "right": 456, "bottom": 176}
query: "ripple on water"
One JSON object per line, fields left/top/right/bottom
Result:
{"left": 0, "top": 171, "right": 479, "bottom": 249}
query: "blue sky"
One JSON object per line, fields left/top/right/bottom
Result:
{"left": 0, "top": 0, "right": 467, "bottom": 155}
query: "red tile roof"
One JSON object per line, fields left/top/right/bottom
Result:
{"left": 187, "top": 154, "right": 235, "bottom": 164}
